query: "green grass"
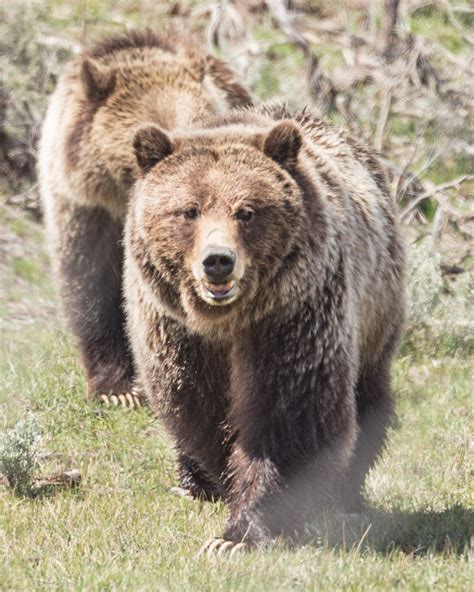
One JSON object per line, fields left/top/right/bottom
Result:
{"left": 1, "top": 207, "right": 473, "bottom": 591}
{"left": 410, "top": 6, "right": 466, "bottom": 54}
{"left": 1, "top": 1, "right": 473, "bottom": 587}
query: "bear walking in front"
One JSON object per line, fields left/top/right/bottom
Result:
{"left": 38, "top": 30, "right": 252, "bottom": 407}
{"left": 124, "top": 105, "right": 405, "bottom": 550}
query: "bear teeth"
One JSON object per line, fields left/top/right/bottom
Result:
{"left": 202, "top": 279, "right": 237, "bottom": 302}
{"left": 204, "top": 280, "right": 235, "bottom": 293}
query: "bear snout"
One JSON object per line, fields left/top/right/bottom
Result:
{"left": 202, "top": 245, "right": 236, "bottom": 283}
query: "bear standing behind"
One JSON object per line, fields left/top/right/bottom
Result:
{"left": 38, "top": 29, "right": 252, "bottom": 407}
{"left": 124, "top": 105, "right": 406, "bottom": 551}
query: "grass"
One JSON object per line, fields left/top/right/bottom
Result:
{"left": 1, "top": 1, "right": 473, "bottom": 588}
{"left": 1, "top": 206, "right": 473, "bottom": 591}
{"left": 410, "top": 6, "right": 466, "bottom": 54}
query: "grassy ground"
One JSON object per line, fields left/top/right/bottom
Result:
{"left": 1, "top": 206, "right": 472, "bottom": 591}
{"left": 1, "top": 1, "right": 473, "bottom": 589}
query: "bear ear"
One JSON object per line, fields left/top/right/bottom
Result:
{"left": 263, "top": 120, "right": 303, "bottom": 169}
{"left": 133, "top": 125, "right": 174, "bottom": 173}
{"left": 81, "top": 58, "right": 116, "bottom": 102}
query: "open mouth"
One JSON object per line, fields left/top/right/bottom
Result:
{"left": 201, "top": 279, "right": 237, "bottom": 303}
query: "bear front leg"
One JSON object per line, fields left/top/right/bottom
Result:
{"left": 206, "top": 305, "right": 358, "bottom": 553}
{"left": 52, "top": 202, "right": 141, "bottom": 408}
{"left": 131, "top": 309, "right": 232, "bottom": 492}
{"left": 174, "top": 454, "right": 224, "bottom": 501}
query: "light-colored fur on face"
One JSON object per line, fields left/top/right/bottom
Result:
{"left": 126, "top": 129, "right": 306, "bottom": 339}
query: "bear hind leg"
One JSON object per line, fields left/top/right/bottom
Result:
{"left": 54, "top": 203, "right": 142, "bottom": 408}
{"left": 335, "top": 361, "right": 394, "bottom": 512}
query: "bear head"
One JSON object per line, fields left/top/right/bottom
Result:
{"left": 66, "top": 42, "right": 212, "bottom": 205}
{"left": 129, "top": 120, "right": 315, "bottom": 334}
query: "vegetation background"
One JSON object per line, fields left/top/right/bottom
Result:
{"left": 1, "top": 1, "right": 472, "bottom": 590}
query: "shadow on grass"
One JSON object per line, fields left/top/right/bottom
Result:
{"left": 1, "top": 470, "right": 83, "bottom": 500}
{"left": 311, "top": 504, "right": 473, "bottom": 557}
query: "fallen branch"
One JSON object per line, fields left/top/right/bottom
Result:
{"left": 428, "top": 203, "right": 446, "bottom": 250}
{"left": 396, "top": 146, "right": 447, "bottom": 202}
{"left": 383, "top": 0, "right": 401, "bottom": 58}
{"left": 391, "top": 130, "right": 425, "bottom": 200}
{"left": 400, "top": 174, "right": 474, "bottom": 221}
{"left": 374, "top": 89, "right": 392, "bottom": 151}
{"left": 439, "top": 0, "right": 474, "bottom": 46}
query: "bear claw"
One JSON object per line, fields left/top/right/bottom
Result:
{"left": 200, "top": 538, "right": 247, "bottom": 557}
{"left": 97, "top": 389, "right": 144, "bottom": 409}
{"left": 169, "top": 486, "right": 194, "bottom": 500}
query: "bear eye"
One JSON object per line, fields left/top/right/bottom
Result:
{"left": 183, "top": 207, "right": 199, "bottom": 220}
{"left": 235, "top": 209, "right": 253, "bottom": 222}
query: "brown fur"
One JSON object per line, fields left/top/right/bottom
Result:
{"left": 124, "top": 104, "right": 406, "bottom": 544}
{"left": 37, "top": 29, "right": 252, "bottom": 400}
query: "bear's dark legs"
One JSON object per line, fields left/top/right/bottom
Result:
{"left": 134, "top": 313, "right": 231, "bottom": 495}
{"left": 335, "top": 360, "right": 395, "bottom": 512}
{"left": 177, "top": 454, "right": 223, "bottom": 501}
{"left": 219, "top": 429, "right": 355, "bottom": 549}
{"left": 203, "top": 308, "right": 358, "bottom": 553}
{"left": 55, "top": 203, "right": 139, "bottom": 407}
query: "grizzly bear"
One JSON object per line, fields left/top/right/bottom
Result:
{"left": 124, "top": 104, "right": 405, "bottom": 552}
{"left": 38, "top": 29, "right": 252, "bottom": 407}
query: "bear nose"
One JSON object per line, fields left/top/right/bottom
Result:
{"left": 202, "top": 246, "right": 235, "bottom": 282}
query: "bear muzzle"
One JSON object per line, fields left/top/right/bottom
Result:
{"left": 199, "top": 245, "right": 239, "bottom": 304}
{"left": 202, "top": 245, "right": 236, "bottom": 282}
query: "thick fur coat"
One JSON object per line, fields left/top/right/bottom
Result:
{"left": 38, "top": 30, "right": 252, "bottom": 403}
{"left": 124, "top": 105, "right": 406, "bottom": 546}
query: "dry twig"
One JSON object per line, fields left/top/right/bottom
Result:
{"left": 266, "top": 0, "right": 335, "bottom": 112}
{"left": 374, "top": 89, "right": 393, "bottom": 151}
{"left": 400, "top": 174, "right": 474, "bottom": 221}
{"left": 383, "top": 0, "right": 402, "bottom": 58}
{"left": 438, "top": 0, "right": 474, "bottom": 46}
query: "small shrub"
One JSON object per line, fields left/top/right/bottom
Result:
{"left": 0, "top": 2, "right": 71, "bottom": 193}
{"left": 405, "top": 239, "right": 443, "bottom": 334}
{"left": 404, "top": 239, "right": 473, "bottom": 356}
{"left": 0, "top": 416, "right": 42, "bottom": 496}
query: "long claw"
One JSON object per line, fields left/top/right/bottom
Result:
{"left": 229, "top": 542, "right": 247, "bottom": 556}
{"left": 170, "top": 486, "right": 193, "bottom": 500}
{"left": 198, "top": 538, "right": 216, "bottom": 557}
{"left": 217, "top": 541, "right": 235, "bottom": 556}
{"left": 207, "top": 538, "right": 226, "bottom": 556}
{"left": 199, "top": 538, "right": 224, "bottom": 556}
{"left": 199, "top": 538, "right": 248, "bottom": 558}
{"left": 94, "top": 385, "right": 145, "bottom": 410}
